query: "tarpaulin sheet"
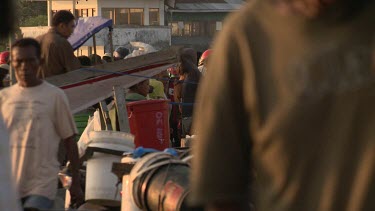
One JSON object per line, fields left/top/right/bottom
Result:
{"left": 68, "top": 16, "right": 112, "bottom": 50}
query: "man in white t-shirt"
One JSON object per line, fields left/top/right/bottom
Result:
{"left": 0, "top": 113, "right": 22, "bottom": 211}
{"left": 0, "top": 38, "right": 84, "bottom": 210}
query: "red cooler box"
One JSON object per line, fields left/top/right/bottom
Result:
{"left": 126, "top": 100, "right": 170, "bottom": 150}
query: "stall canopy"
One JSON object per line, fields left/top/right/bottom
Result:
{"left": 68, "top": 16, "right": 113, "bottom": 51}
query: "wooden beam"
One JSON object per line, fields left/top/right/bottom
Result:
{"left": 113, "top": 86, "right": 130, "bottom": 132}
{"left": 92, "top": 34, "right": 97, "bottom": 63}
{"left": 46, "top": 46, "right": 182, "bottom": 87}
{"left": 99, "top": 101, "right": 112, "bottom": 131}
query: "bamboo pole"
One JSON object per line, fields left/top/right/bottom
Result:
{"left": 109, "top": 26, "right": 114, "bottom": 62}
{"left": 92, "top": 34, "right": 97, "bottom": 63}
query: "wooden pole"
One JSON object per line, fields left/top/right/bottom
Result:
{"left": 47, "top": 0, "right": 52, "bottom": 27}
{"left": 9, "top": 35, "right": 15, "bottom": 85}
{"left": 92, "top": 34, "right": 97, "bottom": 63}
{"left": 109, "top": 26, "right": 114, "bottom": 62}
{"left": 99, "top": 101, "right": 113, "bottom": 131}
{"left": 113, "top": 85, "right": 130, "bottom": 132}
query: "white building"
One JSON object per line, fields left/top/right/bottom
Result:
{"left": 47, "top": 0, "right": 166, "bottom": 26}
{"left": 21, "top": 0, "right": 172, "bottom": 57}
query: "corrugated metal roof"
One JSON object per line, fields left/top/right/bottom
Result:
{"left": 173, "top": 0, "right": 245, "bottom": 12}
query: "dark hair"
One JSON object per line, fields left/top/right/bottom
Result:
{"left": 90, "top": 54, "right": 102, "bottom": 64}
{"left": 52, "top": 10, "right": 75, "bottom": 27}
{"left": 11, "top": 38, "right": 41, "bottom": 59}
{"left": 114, "top": 46, "right": 130, "bottom": 59}
{"left": 77, "top": 56, "right": 91, "bottom": 66}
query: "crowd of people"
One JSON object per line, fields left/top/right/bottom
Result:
{"left": 2, "top": 0, "right": 374, "bottom": 210}
{"left": 0, "top": 9, "right": 207, "bottom": 210}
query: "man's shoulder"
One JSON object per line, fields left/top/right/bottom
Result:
{"left": 150, "top": 79, "right": 163, "bottom": 86}
{"left": 42, "top": 81, "right": 67, "bottom": 97}
{"left": 37, "top": 29, "right": 67, "bottom": 45}
{"left": 0, "top": 85, "right": 18, "bottom": 97}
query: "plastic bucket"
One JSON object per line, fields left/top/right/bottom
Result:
{"left": 85, "top": 131, "right": 135, "bottom": 206}
{"left": 126, "top": 100, "right": 170, "bottom": 150}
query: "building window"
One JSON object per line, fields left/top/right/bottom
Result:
{"left": 184, "top": 22, "right": 192, "bottom": 36}
{"left": 101, "top": 8, "right": 144, "bottom": 25}
{"left": 216, "top": 21, "right": 223, "bottom": 30}
{"left": 75, "top": 9, "right": 96, "bottom": 18}
{"left": 207, "top": 21, "right": 217, "bottom": 36}
{"left": 129, "top": 9, "right": 143, "bottom": 25}
{"left": 192, "top": 22, "right": 203, "bottom": 36}
{"left": 170, "top": 21, "right": 220, "bottom": 37}
{"left": 149, "top": 8, "right": 159, "bottom": 26}
{"left": 115, "top": 8, "right": 129, "bottom": 25}
{"left": 169, "top": 22, "right": 183, "bottom": 36}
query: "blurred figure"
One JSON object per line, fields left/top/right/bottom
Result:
{"left": 149, "top": 78, "right": 166, "bottom": 99}
{"left": 0, "top": 51, "right": 10, "bottom": 64}
{"left": 198, "top": 49, "right": 212, "bottom": 76}
{"left": 90, "top": 54, "right": 103, "bottom": 65}
{"left": 36, "top": 10, "right": 81, "bottom": 78}
{"left": 167, "top": 65, "right": 182, "bottom": 147}
{"left": 0, "top": 64, "right": 9, "bottom": 89}
{"left": 77, "top": 55, "right": 91, "bottom": 66}
{"left": 109, "top": 80, "right": 150, "bottom": 131}
{"left": 175, "top": 48, "right": 201, "bottom": 137}
{"left": 157, "top": 70, "right": 170, "bottom": 94}
{"left": 102, "top": 52, "right": 113, "bottom": 63}
{"left": 113, "top": 46, "right": 130, "bottom": 61}
{"left": 127, "top": 79, "right": 150, "bottom": 102}
{"left": 149, "top": 71, "right": 169, "bottom": 100}
{"left": 0, "top": 38, "right": 83, "bottom": 210}
{"left": 191, "top": 0, "right": 375, "bottom": 211}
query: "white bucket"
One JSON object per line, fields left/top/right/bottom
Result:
{"left": 85, "top": 131, "right": 135, "bottom": 206}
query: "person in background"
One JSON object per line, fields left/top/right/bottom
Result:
{"left": 36, "top": 10, "right": 81, "bottom": 78}
{"left": 77, "top": 55, "right": 91, "bottom": 66}
{"left": 0, "top": 64, "right": 9, "bottom": 89}
{"left": 109, "top": 80, "right": 150, "bottom": 131}
{"left": 149, "top": 77, "right": 167, "bottom": 100}
{"left": 167, "top": 65, "right": 182, "bottom": 147}
{"left": 90, "top": 54, "right": 103, "bottom": 65}
{"left": 102, "top": 52, "right": 113, "bottom": 63}
{"left": 175, "top": 48, "right": 201, "bottom": 137}
{"left": 157, "top": 70, "right": 170, "bottom": 94}
{"left": 190, "top": 0, "right": 375, "bottom": 210}
{"left": 0, "top": 38, "right": 83, "bottom": 210}
{"left": 0, "top": 51, "right": 10, "bottom": 65}
{"left": 198, "top": 49, "right": 212, "bottom": 76}
{"left": 113, "top": 46, "right": 130, "bottom": 61}
{"left": 126, "top": 79, "right": 150, "bottom": 102}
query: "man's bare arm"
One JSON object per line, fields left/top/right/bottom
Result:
{"left": 64, "top": 135, "right": 84, "bottom": 206}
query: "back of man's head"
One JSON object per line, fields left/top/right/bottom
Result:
{"left": 180, "top": 48, "right": 197, "bottom": 65}
{"left": 52, "top": 10, "right": 75, "bottom": 27}
{"left": 114, "top": 46, "right": 130, "bottom": 60}
{"left": 11, "top": 38, "right": 41, "bottom": 59}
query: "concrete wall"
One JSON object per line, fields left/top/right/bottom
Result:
{"left": 171, "top": 36, "right": 213, "bottom": 53}
{"left": 94, "top": 26, "right": 171, "bottom": 53}
{"left": 20, "top": 25, "right": 171, "bottom": 56}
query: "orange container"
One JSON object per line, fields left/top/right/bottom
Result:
{"left": 126, "top": 100, "right": 170, "bottom": 150}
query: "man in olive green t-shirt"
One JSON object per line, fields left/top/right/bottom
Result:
{"left": 190, "top": 0, "right": 375, "bottom": 210}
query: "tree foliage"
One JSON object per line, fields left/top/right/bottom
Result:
{"left": 16, "top": 0, "right": 47, "bottom": 27}
{"left": 0, "top": 1, "right": 47, "bottom": 51}
{"left": 23, "top": 15, "right": 48, "bottom": 27}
